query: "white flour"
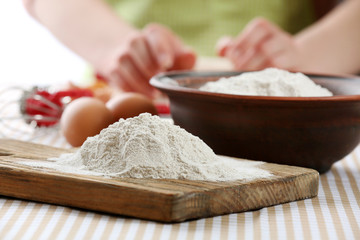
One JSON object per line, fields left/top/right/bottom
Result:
{"left": 200, "top": 68, "right": 333, "bottom": 97}
{"left": 26, "top": 113, "right": 271, "bottom": 182}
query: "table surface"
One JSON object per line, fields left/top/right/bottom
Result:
{"left": 0, "top": 84, "right": 360, "bottom": 240}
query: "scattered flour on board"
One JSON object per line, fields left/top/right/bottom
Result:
{"left": 199, "top": 68, "right": 333, "bottom": 97}
{"left": 25, "top": 113, "right": 271, "bottom": 182}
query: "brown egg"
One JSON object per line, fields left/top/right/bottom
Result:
{"left": 60, "top": 97, "right": 113, "bottom": 147}
{"left": 106, "top": 92, "right": 158, "bottom": 122}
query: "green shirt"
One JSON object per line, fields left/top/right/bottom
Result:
{"left": 106, "top": 0, "right": 315, "bottom": 56}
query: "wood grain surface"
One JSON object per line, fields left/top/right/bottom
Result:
{"left": 0, "top": 139, "right": 319, "bottom": 222}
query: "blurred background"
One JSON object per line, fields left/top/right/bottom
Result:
{"left": 0, "top": 0, "right": 86, "bottom": 86}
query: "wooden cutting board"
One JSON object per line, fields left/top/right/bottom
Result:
{"left": 0, "top": 139, "right": 319, "bottom": 223}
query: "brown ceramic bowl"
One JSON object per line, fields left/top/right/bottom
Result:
{"left": 150, "top": 71, "right": 360, "bottom": 173}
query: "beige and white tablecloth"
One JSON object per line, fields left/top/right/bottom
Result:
{"left": 0, "top": 85, "right": 360, "bottom": 240}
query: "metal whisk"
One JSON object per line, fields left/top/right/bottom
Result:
{"left": 0, "top": 86, "right": 92, "bottom": 139}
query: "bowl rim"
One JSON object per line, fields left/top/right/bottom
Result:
{"left": 150, "top": 70, "right": 360, "bottom": 102}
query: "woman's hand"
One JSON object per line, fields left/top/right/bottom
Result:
{"left": 99, "top": 23, "right": 196, "bottom": 98}
{"left": 216, "top": 18, "right": 302, "bottom": 71}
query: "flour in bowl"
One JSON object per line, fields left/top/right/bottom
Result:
{"left": 26, "top": 113, "right": 271, "bottom": 182}
{"left": 200, "top": 68, "right": 333, "bottom": 97}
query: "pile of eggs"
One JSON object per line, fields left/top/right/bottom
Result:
{"left": 60, "top": 92, "right": 157, "bottom": 147}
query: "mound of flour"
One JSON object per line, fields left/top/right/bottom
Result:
{"left": 200, "top": 68, "right": 333, "bottom": 97}
{"left": 32, "top": 113, "right": 271, "bottom": 182}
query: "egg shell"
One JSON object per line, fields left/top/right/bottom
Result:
{"left": 60, "top": 97, "right": 113, "bottom": 147}
{"left": 106, "top": 92, "right": 158, "bottom": 123}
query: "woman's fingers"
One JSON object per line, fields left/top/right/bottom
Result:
{"left": 170, "top": 48, "right": 196, "bottom": 70}
{"left": 121, "top": 55, "right": 155, "bottom": 97}
{"left": 221, "top": 18, "right": 272, "bottom": 69}
{"left": 260, "top": 31, "right": 292, "bottom": 58}
{"left": 127, "top": 33, "right": 159, "bottom": 79}
{"left": 108, "top": 68, "right": 132, "bottom": 92}
{"left": 105, "top": 23, "right": 197, "bottom": 97}
{"left": 237, "top": 50, "right": 268, "bottom": 70}
{"left": 109, "top": 54, "right": 155, "bottom": 97}
{"left": 231, "top": 18, "right": 272, "bottom": 54}
{"left": 144, "top": 23, "right": 196, "bottom": 71}
{"left": 260, "top": 30, "right": 299, "bottom": 70}
{"left": 219, "top": 18, "right": 299, "bottom": 71}
{"left": 143, "top": 24, "right": 175, "bottom": 70}
{"left": 216, "top": 36, "right": 233, "bottom": 57}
